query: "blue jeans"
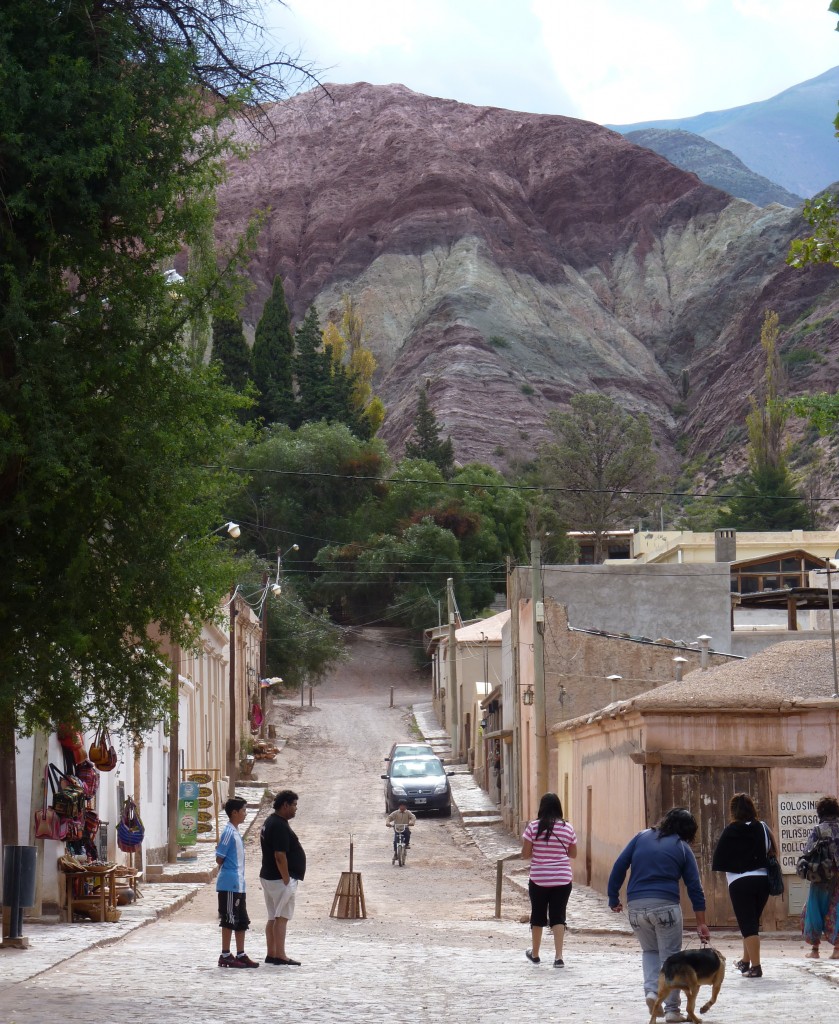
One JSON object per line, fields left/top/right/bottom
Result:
{"left": 393, "top": 827, "right": 411, "bottom": 850}
{"left": 627, "top": 899, "right": 683, "bottom": 1010}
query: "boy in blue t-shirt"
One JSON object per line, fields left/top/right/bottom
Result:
{"left": 216, "top": 796, "right": 258, "bottom": 967}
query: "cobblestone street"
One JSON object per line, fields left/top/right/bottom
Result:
{"left": 1, "top": 633, "right": 836, "bottom": 1023}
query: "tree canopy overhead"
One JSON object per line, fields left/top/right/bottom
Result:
{"left": 0, "top": 0, "right": 312, "bottom": 733}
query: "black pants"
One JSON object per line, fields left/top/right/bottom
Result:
{"left": 728, "top": 875, "right": 769, "bottom": 937}
{"left": 528, "top": 880, "right": 572, "bottom": 929}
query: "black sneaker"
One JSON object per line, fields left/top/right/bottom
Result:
{"left": 525, "top": 949, "right": 540, "bottom": 964}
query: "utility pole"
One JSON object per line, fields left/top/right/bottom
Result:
{"left": 531, "top": 539, "right": 548, "bottom": 797}
{"left": 227, "top": 590, "right": 239, "bottom": 799}
{"left": 447, "top": 577, "right": 459, "bottom": 759}
{"left": 508, "top": 556, "right": 522, "bottom": 832}
{"left": 259, "top": 570, "right": 269, "bottom": 738}
{"left": 166, "top": 643, "right": 180, "bottom": 863}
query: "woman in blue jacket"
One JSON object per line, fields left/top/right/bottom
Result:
{"left": 608, "top": 807, "right": 710, "bottom": 1024}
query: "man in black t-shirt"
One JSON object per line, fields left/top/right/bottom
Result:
{"left": 260, "top": 789, "right": 306, "bottom": 966}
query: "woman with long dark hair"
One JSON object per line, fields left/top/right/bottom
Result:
{"left": 520, "top": 792, "right": 577, "bottom": 967}
{"left": 801, "top": 795, "right": 839, "bottom": 959}
{"left": 608, "top": 807, "right": 710, "bottom": 1024}
{"left": 712, "top": 792, "right": 774, "bottom": 978}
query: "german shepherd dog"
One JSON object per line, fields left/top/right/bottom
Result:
{"left": 648, "top": 948, "right": 726, "bottom": 1024}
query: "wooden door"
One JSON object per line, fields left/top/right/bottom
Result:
{"left": 662, "top": 766, "right": 771, "bottom": 927}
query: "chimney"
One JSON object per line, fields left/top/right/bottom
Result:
{"left": 715, "top": 528, "right": 736, "bottom": 562}
{"left": 697, "top": 634, "right": 712, "bottom": 670}
{"left": 673, "top": 656, "right": 688, "bottom": 682}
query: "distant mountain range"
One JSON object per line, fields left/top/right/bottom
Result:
{"left": 211, "top": 83, "right": 839, "bottom": 484}
{"left": 609, "top": 66, "right": 839, "bottom": 198}
{"left": 624, "top": 129, "right": 803, "bottom": 208}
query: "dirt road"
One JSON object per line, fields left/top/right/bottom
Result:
{"left": 180, "top": 627, "right": 532, "bottom": 941}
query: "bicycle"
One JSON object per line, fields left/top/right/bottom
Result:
{"left": 390, "top": 822, "right": 409, "bottom": 867}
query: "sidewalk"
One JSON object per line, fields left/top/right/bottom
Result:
{"left": 0, "top": 786, "right": 266, "bottom": 987}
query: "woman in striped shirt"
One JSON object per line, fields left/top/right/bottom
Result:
{"left": 521, "top": 792, "right": 578, "bottom": 967}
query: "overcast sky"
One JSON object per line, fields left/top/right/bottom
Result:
{"left": 267, "top": 0, "right": 839, "bottom": 124}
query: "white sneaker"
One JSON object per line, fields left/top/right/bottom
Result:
{"left": 664, "top": 1011, "right": 687, "bottom": 1024}
{"left": 646, "top": 995, "right": 664, "bottom": 1018}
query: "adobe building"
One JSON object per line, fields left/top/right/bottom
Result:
{"left": 552, "top": 638, "right": 839, "bottom": 930}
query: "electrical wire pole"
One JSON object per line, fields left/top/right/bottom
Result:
{"left": 227, "top": 590, "right": 239, "bottom": 799}
{"left": 531, "top": 539, "right": 548, "bottom": 796}
{"left": 447, "top": 577, "right": 459, "bottom": 759}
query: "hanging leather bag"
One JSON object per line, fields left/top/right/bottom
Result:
{"left": 34, "top": 766, "right": 70, "bottom": 841}
{"left": 56, "top": 723, "right": 88, "bottom": 765}
{"left": 761, "top": 822, "right": 784, "bottom": 897}
{"left": 89, "top": 725, "right": 118, "bottom": 771}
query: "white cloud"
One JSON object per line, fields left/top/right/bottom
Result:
{"left": 533, "top": 0, "right": 839, "bottom": 123}
{"left": 266, "top": 0, "right": 839, "bottom": 124}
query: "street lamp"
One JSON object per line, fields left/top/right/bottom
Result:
{"left": 215, "top": 521, "right": 240, "bottom": 539}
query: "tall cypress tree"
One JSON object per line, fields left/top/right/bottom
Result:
{"left": 405, "top": 386, "right": 455, "bottom": 476}
{"left": 252, "top": 275, "right": 295, "bottom": 425}
{"left": 294, "top": 305, "right": 331, "bottom": 426}
{"left": 210, "top": 316, "right": 251, "bottom": 392}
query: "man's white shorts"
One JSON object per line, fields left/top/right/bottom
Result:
{"left": 261, "top": 877, "right": 298, "bottom": 920}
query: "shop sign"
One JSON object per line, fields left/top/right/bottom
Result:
{"left": 177, "top": 780, "right": 199, "bottom": 846}
{"left": 777, "top": 793, "right": 825, "bottom": 873}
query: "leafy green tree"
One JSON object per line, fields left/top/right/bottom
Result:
{"left": 539, "top": 393, "right": 657, "bottom": 562}
{"left": 211, "top": 316, "right": 252, "bottom": 392}
{"left": 717, "top": 311, "right": 810, "bottom": 529}
{"left": 718, "top": 466, "right": 811, "bottom": 531}
{"left": 449, "top": 464, "right": 528, "bottom": 608}
{"left": 0, "top": 0, "right": 275, "bottom": 744}
{"left": 315, "top": 518, "right": 465, "bottom": 630}
{"left": 404, "top": 387, "right": 455, "bottom": 477}
{"left": 252, "top": 276, "right": 295, "bottom": 425}
{"left": 230, "top": 421, "right": 387, "bottom": 570}
{"left": 234, "top": 562, "right": 346, "bottom": 690}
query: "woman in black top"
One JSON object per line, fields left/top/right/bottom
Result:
{"left": 712, "top": 793, "right": 775, "bottom": 978}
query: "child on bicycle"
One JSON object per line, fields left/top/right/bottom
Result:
{"left": 386, "top": 799, "right": 416, "bottom": 862}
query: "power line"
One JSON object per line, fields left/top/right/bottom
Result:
{"left": 204, "top": 464, "right": 839, "bottom": 503}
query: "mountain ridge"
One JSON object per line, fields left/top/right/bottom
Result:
{"left": 210, "top": 83, "right": 839, "bottom": 481}
{"left": 609, "top": 65, "right": 839, "bottom": 198}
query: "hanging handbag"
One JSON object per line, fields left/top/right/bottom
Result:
{"left": 34, "top": 766, "right": 70, "bottom": 841}
{"left": 762, "top": 823, "right": 784, "bottom": 896}
{"left": 117, "top": 797, "right": 145, "bottom": 852}
{"left": 83, "top": 808, "right": 100, "bottom": 839}
{"left": 56, "top": 723, "right": 88, "bottom": 765}
{"left": 74, "top": 759, "right": 100, "bottom": 799}
{"left": 49, "top": 763, "right": 86, "bottom": 819}
{"left": 89, "top": 725, "right": 118, "bottom": 771}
